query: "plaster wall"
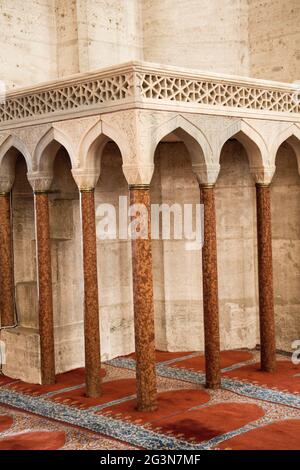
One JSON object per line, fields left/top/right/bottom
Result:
{"left": 0, "top": 0, "right": 58, "bottom": 89}
{"left": 248, "top": 0, "right": 300, "bottom": 83}
{"left": 142, "top": 0, "right": 250, "bottom": 76}
{"left": 75, "top": 0, "right": 143, "bottom": 72}
{"left": 216, "top": 141, "right": 258, "bottom": 350}
{"left": 271, "top": 143, "right": 300, "bottom": 351}
{"left": 1, "top": 0, "right": 299, "bottom": 90}
{"left": 151, "top": 140, "right": 259, "bottom": 352}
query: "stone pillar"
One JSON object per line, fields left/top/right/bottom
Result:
{"left": 129, "top": 184, "right": 157, "bottom": 411}
{"left": 192, "top": 163, "right": 221, "bottom": 389}
{"left": 256, "top": 183, "right": 276, "bottom": 372}
{"left": 28, "top": 172, "right": 55, "bottom": 385}
{"left": 34, "top": 191, "right": 56, "bottom": 384}
{"left": 80, "top": 189, "right": 101, "bottom": 398}
{"left": 0, "top": 192, "right": 15, "bottom": 327}
{"left": 72, "top": 169, "right": 101, "bottom": 398}
{"left": 200, "top": 184, "right": 221, "bottom": 389}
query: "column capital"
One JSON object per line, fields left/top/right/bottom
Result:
{"left": 122, "top": 164, "right": 154, "bottom": 186}
{"left": 27, "top": 171, "right": 53, "bottom": 193}
{"left": 0, "top": 174, "right": 15, "bottom": 194}
{"left": 71, "top": 168, "right": 100, "bottom": 191}
{"left": 192, "top": 163, "right": 220, "bottom": 186}
{"left": 250, "top": 165, "right": 276, "bottom": 186}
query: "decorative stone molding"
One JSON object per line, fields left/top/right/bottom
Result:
{"left": 0, "top": 174, "right": 15, "bottom": 193}
{"left": 71, "top": 168, "right": 100, "bottom": 191}
{"left": 192, "top": 163, "right": 221, "bottom": 186}
{"left": 0, "top": 62, "right": 300, "bottom": 129}
{"left": 122, "top": 163, "right": 155, "bottom": 186}
{"left": 27, "top": 171, "right": 54, "bottom": 192}
{"left": 250, "top": 166, "right": 276, "bottom": 185}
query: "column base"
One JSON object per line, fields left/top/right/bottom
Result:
{"left": 136, "top": 403, "right": 158, "bottom": 413}
{"left": 205, "top": 381, "right": 221, "bottom": 390}
{"left": 260, "top": 364, "right": 277, "bottom": 373}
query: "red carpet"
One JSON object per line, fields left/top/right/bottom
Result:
{"left": 217, "top": 419, "right": 300, "bottom": 450}
{"left": 0, "top": 375, "right": 18, "bottom": 386}
{"left": 150, "top": 403, "right": 265, "bottom": 442}
{"left": 0, "top": 415, "right": 13, "bottom": 432}
{"left": 126, "top": 350, "right": 193, "bottom": 363}
{"left": 7, "top": 367, "right": 106, "bottom": 397}
{"left": 0, "top": 431, "right": 66, "bottom": 450}
{"left": 51, "top": 378, "right": 137, "bottom": 409}
{"left": 170, "top": 350, "right": 253, "bottom": 372}
{"left": 102, "top": 389, "right": 211, "bottom": 423}
{"left": 224, "top": 361, "right": 300, "bottom": 394}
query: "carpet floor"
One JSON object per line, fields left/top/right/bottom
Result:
{"left": 0, "top": 349, "right": 299, "bottom": 450}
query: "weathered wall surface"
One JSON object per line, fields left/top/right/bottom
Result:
{"left": 248, "top": 0, "right": 300, "bottom": 83}
{"left": 55, "top": 0, "right": 80, "bottom": 77}
{"left": 272, "top": 144, "right": 300, "bottom": 351}
{"left": 76, "top": 0, "right": 143, "bottom": 72}
{"left": 216, "top": 141, "right": 258, "bottom": 350}
{"left": 95, "top": 144, "right": 134, "bottom": 360}
{"left": 1, "top": 0, "right": 299, "bottom": 89}
{"left": 0, "top": 0, "right": 143, "bottom": 88}
{"left": 0, "top": 0, "right": 57, "bottom": 89}
{"left": 142, "top": 0, "right": 250, "bottom": 76}
{"left": 151, "top": 143, "right": 205, "bottom": 351}
{"left": 151, "top": 140, "right": 259, "bottom": 352}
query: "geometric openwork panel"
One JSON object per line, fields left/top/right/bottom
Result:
{"left": 0, "top": 74, "right": 133, "bottom": 123}
{"left": 0, "top": 64, "right": 299, "bottom": 127}
{"left": 139, "top": 73, "right": 300, "bottom": 113}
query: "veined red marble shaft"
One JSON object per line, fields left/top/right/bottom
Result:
{"left": 80, "top": 190, "right": 101, "bottom": 397}
{"left": 200, "top": 185, "right": 221, "bottom": 389}
{"left": 130, "top": 186, "right": 157, "bottom": 411}
{"left": 256, "top": 184, "right": 276, "bottom": 372}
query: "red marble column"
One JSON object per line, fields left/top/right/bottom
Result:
{"left": 80, "top": 189, "right": 101, "bottom": 398}
{"left": 129, "top": 185, "right": 157, "bottom": 411}
{"left": 256, "top": 184, "right": 276, "bottom": 372}
{"left": 35, "top": 192, "right": 55, "bottom": 384}
{"left": 200, "top": 184, "right": 221, "bottom": 389}
{"left": 0, "top": 193, "right": 15, "bottom": 327}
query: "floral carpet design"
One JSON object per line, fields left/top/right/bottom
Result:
{"left": 0, "top": 349, "right": 299, "bottom": 450}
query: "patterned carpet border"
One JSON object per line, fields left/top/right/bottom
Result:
{"left": 0, "top": 389, "right": 207, "bottom": 450}
{"left": 107, "top": 358, "right": 300, "bottom": 409}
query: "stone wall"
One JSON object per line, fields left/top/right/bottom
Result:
{"left": 142, "top": 0, "right": 250, "bottom": 76}
{"left": 1, "top": 0, "right": 299, "bottom": 89}
{"left": 0, "top": 0, "right": 57, "bottom": 89}
{"left": 272, "top": 143, "right": 300, "bottom": 351}
{"left": 248, "top": 0, "right": 300, "bottom": 83}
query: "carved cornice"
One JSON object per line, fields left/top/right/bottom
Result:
{"left": 0, "top": 61, "right": 300, "bottom": 129}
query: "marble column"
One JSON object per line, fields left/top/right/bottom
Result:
{"left": 80, "top": 189, "right": 101, "bottom": 398}
{"left": 200, "top": 184, "right": 221, "bottom": 389}
{"left": 34, "top": 191, "right": 55, "bottom": 384}
{"left": 129, "top": 185, "right": 157, "bottom": 411}
{"left": 256, "top": 183, "right": 276, "bottom": 372}
{"left": 0, "top": 192, "right": 15, "bottom": 327}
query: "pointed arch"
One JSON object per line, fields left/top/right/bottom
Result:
{"left": 218, "top": 119, "right": 268, "bottom": 168}
{"left": 270, "top": 124, "right": 300, "bottom": 171}
{"left": 0, "top": 134, "right": 32, "bottom": 173}
{"left": 78, "top": 119, "right": 128, "bottom": 171}
{"left": 33, "top": 126, "right": 76, "bottom": 173}
{"left": 150, "top": 114, "right": 213, "bottom": 166}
